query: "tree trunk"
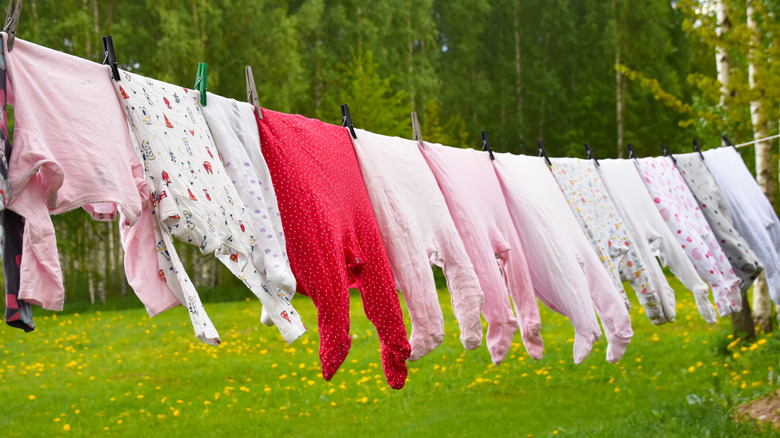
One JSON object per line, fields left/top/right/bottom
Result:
{"left": 513, "top": 6, "right": 525, "bottom": 153}
{"left": 715, "top": 0, "right": 731, "bottom": 111}
{"left": 87, "top": 221, "right": 95, "bottom": 304}
{"left": 613, "top": 0, "right": 625, "bottom": 158}
{"left": 748, "top": 0, "right": 773, "bottom": 333}
{"left": 407, "top": 13, "right": 415, "bottom": 113}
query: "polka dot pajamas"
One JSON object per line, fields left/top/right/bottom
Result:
{"left": 256, "top": 109, "right": 411, "bottom": 389}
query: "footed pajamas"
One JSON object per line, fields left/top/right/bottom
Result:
{"left": 551, "top": 158, "right": 667, "bottom": 325}
{"left": 4, "top": 35, "right": 178, "bottom": 317}
{"left": 704, "top": 147, "right": 780, "bottom": 305}
{"left": 256, "top": 109, "right": 411, "bottom": 389}
{"left": 675, "top": 153, "right": 763, "bottom": 292}
{"left": 114, "top": 71, "right": 305, "bottom": 345}
{"left": 0, "top": 41, "right": 33, "bottom": 331}
{"left": 351, "top": 129, "right": 484, "bottom": 360}
{"left": 598, "top": 159, "right": 715, "bottom": 323}
{"left": 635, "top": 156, "right": 741, "bottom": 316}
{"left": 493, "top": 153, "right": 633, "bottom": 364}
{"left": 421, "top": 142, "right": 543, "bottom": 365}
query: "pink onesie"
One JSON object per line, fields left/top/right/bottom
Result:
{"left": 635, "top": 156, "right": 741, "bottom": 316}
{"left": 4, "top": 35, "right": 177, "bottom": 315}
{"left": 492, "top": 153, "right": 633, "bottom": 364}
{"left": 421, "top": 142, "right": 543, "bottom": 365}
{"left": 351, "top": 129, "right": 484, "bottom": 360}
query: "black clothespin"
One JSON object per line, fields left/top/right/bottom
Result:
{"left": 101, "top": 35, "right": 120, "bottom": 81}
{"left": 536, "top": 139, "right": 552, "bottom": 166}
{"left": 481, "top": 130, "right": 494, "bottom": 160}
{"left": 693, "top": 138, "right": 705, "bottom": 160}
{"left": 627, "top": 143, "right": 637, "bottom": 159}
{"left": 411, "top": 111, "right": 425, "bottom": 149}
{"left": 584, "top": 142, "right": 599, "bottom": 166}
{"left": 340, "top": 104, "right": 357, "bottom": 139}
{"left": 661, "top": 142, "right": 676, "bottom": 164}
{"left": 3, "top": 0, "right": 21, "bottom": 51}
{"left": 245, "top": 66, "right": 262, "bottom": 119}
{"left": 721, "top": 134, "right": 737, "bottom": 151}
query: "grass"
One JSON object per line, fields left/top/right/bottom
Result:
{"left": 1, "top": 276, "right": 779, "bottom": 437}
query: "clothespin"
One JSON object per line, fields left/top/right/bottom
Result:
{"left": 411, "top": 111, "right": 424, "bottom": 149}
{"left": 245, "top": 66, "right": 262, "bottom": 119}
{"left": 341, "top": 104, "right": 357, "bottom": 139}
{"left": 627, "top": 143, "right": 637, "bottom": 159}
{"left": 584, "top": 142, "right": 599, "bottom": 166}
{"left": 693, "top": 138, "right": 705, "bottom": 160}
{"left": 481, "top": 130, "right": 494, "bottom": 160}
{"left": 193, "top": 62, "right": 207, "bottom": 106}
{"left": 101, "top": 35, "right": 120, "bottom": 81}
{"left": 3, "top": 0, "right": 21, "bottom": 51}
{"left": 536, "top": 139, "right": 552, "bottom": 166}
{"left": 721, "top": 134, "right": 737, "bottom": 151}
{"left": 661, "top": 142, "right": 676, "bottom": 165}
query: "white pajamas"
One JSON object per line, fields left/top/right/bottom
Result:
{"left": 704, "top": 147, "right": 780, "bottom": 305}
{"left": 114, "top": 71, "right": 306, "bottom": 344}
{"left": 598, "top": 159, "right": 716, "bottom": 323}
{"left": 351, "top": 129, "right": 484, "bottom": 361}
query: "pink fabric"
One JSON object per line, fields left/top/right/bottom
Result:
{"left": 421, "top": 142, "right": 543, "bottom": 365}
{"left": 493, "top": 153, "right": 633, "bottom": 364}
{"left": 4, "top": 35, "right": 177, "bottom": 315}
{"left": 635, "top": 156, "right": 741, "bottom": 316}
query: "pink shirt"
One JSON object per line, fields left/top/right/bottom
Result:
{"left": 5, "top": 35, "right": 177, "bottom": 315}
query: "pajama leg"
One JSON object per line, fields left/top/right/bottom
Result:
{"left": 3, "top": 210, "right": 34, "bottom": 331}
{"left": 618, "top": 246, "right": 667, "bottom": 325}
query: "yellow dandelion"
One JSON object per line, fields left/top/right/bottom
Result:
{"left": 137, "top": 395, "right": 144, "bottom": 400}
{"left": 173, "top": 410, "right": 180, "bottom": 417}
{"left": 688, "top": 366, "right": 695, "bottom": 373}
{"left": 28, "top": 395, "right": 35, "bottom": 400}
{"left": 614, "top": 387, "right": 620, "bottom": 393}
{"left": 63, "top": 424, "right": 71, "bottom": 432}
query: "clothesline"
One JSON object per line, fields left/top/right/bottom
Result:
{"left": 735, "top": 133, "right": 780, "bottom": 148}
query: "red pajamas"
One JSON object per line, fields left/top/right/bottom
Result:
{"left": 256, "top": 109, "right": 411, "bottom": 389}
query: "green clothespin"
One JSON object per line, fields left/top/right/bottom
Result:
{"left": 194, "top": 62, "right": 207, "bottom": 106}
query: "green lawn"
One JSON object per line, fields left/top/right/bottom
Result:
{"left": 1, "top": 277, "right": 778, "bottom": 437}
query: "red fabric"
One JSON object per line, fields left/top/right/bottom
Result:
{"left": 256, "top": 109, "right": 410, "bottom": 389}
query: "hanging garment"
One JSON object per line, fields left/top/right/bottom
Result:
{"left": 703, "top": 146, "right": 780, "bottom": 305}
{"left": 675, "top": 153, "right": 763, "bottom": 292}
{"left": 256, "top": 109, "right": 410, "bottom": 389}
{"left": 635, "top": 156, "right": 741, "bottom": 316}
{"left": 4, "top": 35, "right": 179, "bottom": 317}
{"left": 201, "top": 92, "right": 296, "bottom": 298}
{"left": 551, "top": 158, "right": 668, "bottom": 325}
{"left": 0, "top": 41, "right": 33, "bottom": 331}
{"left": 492, "top": 153, "right": 632, "bottom": 363}
{"left": 598, "top": 159, "right": 715, "bottom": 323}
{"left": 351, "top": 129, "right": 484, "bottom": 361}
{"left": 421, "top": 143, "right": 543, "bottom": 365}
{"left": 114, "top": 71, "right": 305, "bottom": 345}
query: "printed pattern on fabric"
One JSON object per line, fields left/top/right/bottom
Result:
{"left": 114, "top": 71, "right": 305, "bottom": 346}
{"left": 703, "top": 147, "right": 780, "bottom": 305}
{"left": 675, "top": 153, "right": 763, "bottom": 292}
{"left": 421, "top": 143, "right": 543, "bottom": 365}
{"left": 0, "top": 44, "right": 33, "bottom": 331}
{"left": 636, "top": 156, "right": 741, "bottom": 316}
{"left": 352, "top": 129, "right": 485, "bottom": 361}
{"left": 492, "top": 153, "right": 633, "bottom": 364}
{"left": 551, "top": 158, "right": 668, "bottom": 324}
{"left": 257, "top": 109, "right": 410, "bottom": 389}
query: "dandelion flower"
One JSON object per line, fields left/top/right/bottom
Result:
{"left": 63, "top": 424, "right": 71, "bottom": 432}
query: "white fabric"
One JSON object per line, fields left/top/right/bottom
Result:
{"left": 704, "top": 146, "right": 780, "bottom": 305}
{"left": 598, "top": 159, "right": 716, "bottom": 323}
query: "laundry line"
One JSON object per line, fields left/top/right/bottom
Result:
{"left": 735, "top": 133, "right": 780, "bottom": 148}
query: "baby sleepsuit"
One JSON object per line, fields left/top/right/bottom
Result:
{"left": 635, "top": 156, "right": 741, "bottom": 316}
{"left": 598, "top": 159, "right": 715, "bottom": 323}
{"left": 675, "top": 153, "right": 763, "bottom": 291}
{"left": 551, "top": 158, "right": 668, "bottom": 325}
{"left": 421, "top": 142, "right": 543, "bottom": 365}
{"left": 704, "top": 147, "right": 780, "bottom": 305}
{"left": 351, "top": 129, "right": 484, "bottom": 361}
{"left": 256, "top": 109, "right": 410, "bottom": 389}
{"left": 493, "top": 153, "right": 633, "bottom": 364}
{"left": 114, "top": 71, "right": 305, "bottom": 345}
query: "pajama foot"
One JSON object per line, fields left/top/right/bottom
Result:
{"left": 605, "top": 334, "right": 632, "bottom": 363}
{"left": 319, "top": 332, "right": 352, "bottom": 382}
{"left": 487, "top": 322, "right": 518, "bottom": 366}
{"left": 521, "top": 324, "right": 544, "bottom": 360}
{"left": 408, "top": 331, "right": 445, "bottom": 361}
{"left": 573, "top": 331, "right": 598, "bottom": 364}
{"left": 381, "top": 341, "right": 411, "bottom": 389}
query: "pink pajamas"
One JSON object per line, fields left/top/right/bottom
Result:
{"left": 492, "top": 153, "right": 633, "bottom": 363}
{"left": 351, "top": 130, "right": 484, "bottom": 360}
{"left": 421, "top": 142, "right": 542, "bottom": 365}
{"left": 636, "top": 157, "right": 741, "bottom": 316}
